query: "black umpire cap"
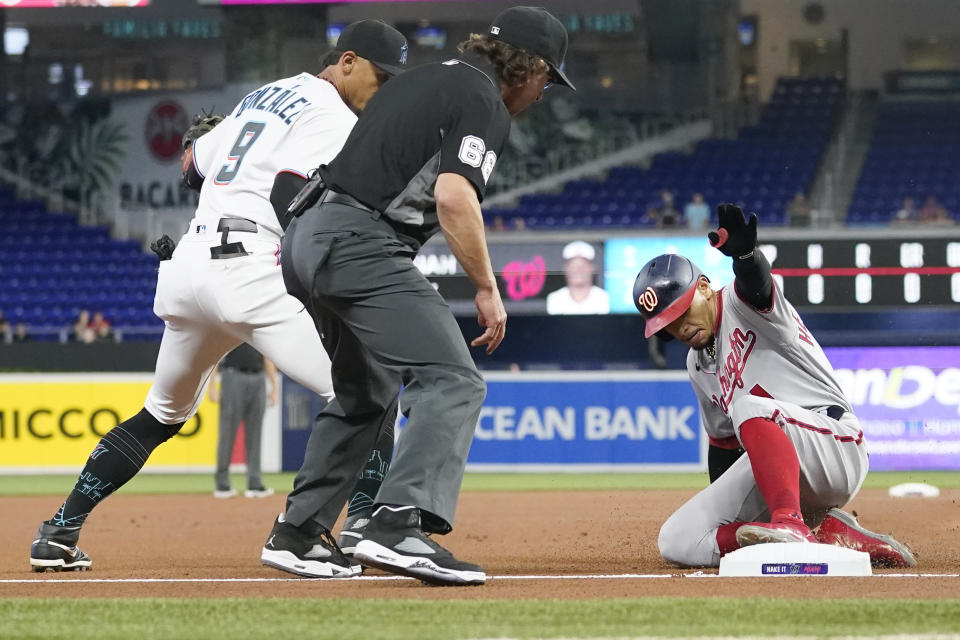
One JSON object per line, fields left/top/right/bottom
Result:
{"left": 336, "top": 20, "right": 409, "bottom": 77}
{"left": 487, "top": 6, "right": 576, "bottom": 90}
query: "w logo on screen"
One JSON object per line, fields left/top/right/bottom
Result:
{"left": 502, "top": 256, "right": 546, "bottom": 301}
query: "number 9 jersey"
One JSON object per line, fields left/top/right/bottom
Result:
{"left": 189, "top": 73, "right": 358, "bottom": 241}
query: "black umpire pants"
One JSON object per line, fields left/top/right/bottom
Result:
{"left": 280, "top": 202, "right": 485, "bottom": 534}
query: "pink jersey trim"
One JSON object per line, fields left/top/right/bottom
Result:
{"left": 277, "top": 168, "right": 309, "bottom": 180}
{"left": 713, "top": 286, "right": 725, "bottom": 335}
{"left": 192, "top": 142, "right": 205, "bottom": 179}
{"left": 749, "top": 384, "right": 773, "bottom": 398}
{"left": 770, "top": 409, "right": 863, "bottom": 445}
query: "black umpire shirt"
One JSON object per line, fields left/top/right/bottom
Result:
{"left": 319, "top": 50, "right": 512, "bottom": 249}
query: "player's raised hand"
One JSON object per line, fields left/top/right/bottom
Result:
{"left": 471, "top": 288, "right": 507, "bottom": 355}
{"left": 708, "top": 203, "right": 758, "bottom": 259}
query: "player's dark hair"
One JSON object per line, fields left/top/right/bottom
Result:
{"left": 319, "top": 49, "right": 345, "bottom": 69}
{"left": 458, "top": 34, "right": 550, "bottom": 87}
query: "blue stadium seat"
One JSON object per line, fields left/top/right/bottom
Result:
{"left": 847, "top": 100, "right": 960, "bottom": 223}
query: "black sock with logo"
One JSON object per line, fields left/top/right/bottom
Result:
{"left": 345, "top": 413, "right": 395, "bottom": 519}
{"left": 50, "top": 408, "right": 183, "bottom": 528}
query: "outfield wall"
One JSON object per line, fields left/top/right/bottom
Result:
{"left": 0, "top": 373, "right": 282, "bottom": 475}
{"left": 3, "top": 345, "right": 959, "bottom": 474}
{"left": 285, "top": 349, "right": 960, "bottom": 474}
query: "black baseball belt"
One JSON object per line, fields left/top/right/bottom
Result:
{"left": 210, "top": 217, "right": 258, "bottom": 260}
{"left": 317, "top": 189, "right": 423, "bottom": 251}
{"left": 319, "top": 189, "right": 376, "bottom": 214}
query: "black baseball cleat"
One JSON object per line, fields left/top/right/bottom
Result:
{"left": 260, "top": 514, "right": 360, "bottom": 578}
{"left": 353, "top": 505, "right": 486, "bottom": 586}
{"left": 336, "top": 512, "right": 370, "bottom": 558}
{"left": 30, "top": 522, "right": 92, "bottom": 572}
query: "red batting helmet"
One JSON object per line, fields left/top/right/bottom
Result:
{"left": 633, "top": 254, "right": 707, "bottom": 339}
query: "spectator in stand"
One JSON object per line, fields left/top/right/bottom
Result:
{"left": 13, "top": 322, "right": 30, "bottom": 343}
{"left": 786, "top": 192, "right": 812, "bottom": 227}
{"left": 0, "top": 311, "right": 10, "bottom": 343}
{"left": 89, "top": 311, "right": 113, "bottom": 342}
{"left": 513, "top": 217, "right": 527, "bottom": 231}
{"left": 920, "top": 196, "right": 953, "bottom": 224}
{"left": 684, "top": 193, "right": 711, "bottom": 230}
{"left": 490, "top": 215, "right": 507, "bottom": 232}
{"left": 646, "top": 189, "right": 681, "bottom": 228}
{"left": 892, "top": 197, "right": 919, "bottom": 224}
{"left": 72, "top": 310, "right": 95, "bottom": 344}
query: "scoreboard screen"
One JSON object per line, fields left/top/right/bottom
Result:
{"left": 414, "top": 232, "right": 960, "bottom": 316}
{"left": 763, "top": 237, "right": 960, "bottom": 309}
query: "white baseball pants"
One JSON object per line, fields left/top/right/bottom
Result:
{"left": 143, "top": 232, "right": 333, "bottom": 425}
{"left": 658, "top": 396, "right": 869, "bottom": 567}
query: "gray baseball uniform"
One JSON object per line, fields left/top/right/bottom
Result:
{"left": 214, "top": 343, "right": 269, "bottom": 493}
{"left": 658, "top": 281, "right": 869, "bottom": 567}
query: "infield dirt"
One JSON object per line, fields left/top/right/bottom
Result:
{"left": 1, "top": 488, "right": 956, "bottom": 599}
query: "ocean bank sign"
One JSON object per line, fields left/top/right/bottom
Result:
{"left": 826, "top": 347, "right": 960, "bottom": 471}
{"left": 468, "top": 372, "right": 705, "bottom": 471}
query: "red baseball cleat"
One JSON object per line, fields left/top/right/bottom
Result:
{"left": 735, "top": 520, "right": 817, "bottom": 547}
{"left": 816, "top": 508, "right": 917, "bottom": 568}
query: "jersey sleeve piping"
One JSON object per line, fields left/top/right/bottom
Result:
{"left": 277, "top": 168, "right": 309, "bottom": 179}
{"left": 713, "top": 286, "right": 725, "bottom": 334}
{"left": 192, "top": 142, "right": 205, "bottom": 179}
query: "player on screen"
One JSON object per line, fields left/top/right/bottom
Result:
{"left": 546, "top": 241, "right": 610, "bottom": 315}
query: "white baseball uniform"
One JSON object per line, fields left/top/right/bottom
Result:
{"left": 658, "top": 282, "right": 869, "bottom": 567}
{"left": 144, "top": 73, "right": 357, "bottom": 423}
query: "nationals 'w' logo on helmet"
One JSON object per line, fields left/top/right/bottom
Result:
{"left": 637, "top": 287, "right": 659, "bottom": 312}
{"left": 632, "top": 254, "right": 707, "bottom": 339}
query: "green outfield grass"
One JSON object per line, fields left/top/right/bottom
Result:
{"left": 0, "top": 470, "right": 957, "bottom": 497}
{"left": 1, "top": 597, "right": 958, "bottom": 640}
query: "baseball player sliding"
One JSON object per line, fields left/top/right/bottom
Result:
{"left": 29, "top": 21, "right": 408, "bottom": 577}
{"left": 633, "top": 205, "right": 916, "bottom": 569}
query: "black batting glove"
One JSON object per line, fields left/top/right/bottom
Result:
{"left": 150, "top": 234, "right": 176, "bottom": 261}
{"left": 708, "top": 204, "right": 758, "bottom": 260}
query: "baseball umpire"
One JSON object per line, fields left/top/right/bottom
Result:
{"left": 635, "top": 204, "right": 916, "bottom": 568}
{"left": 29, "top": 21, "right": 407, "bottom": 577}
{"left": 264, "top": 6, "right": 574, "bottom": 586}
{"left": 208, "top": 343, "right": 277, "bottom": 499}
